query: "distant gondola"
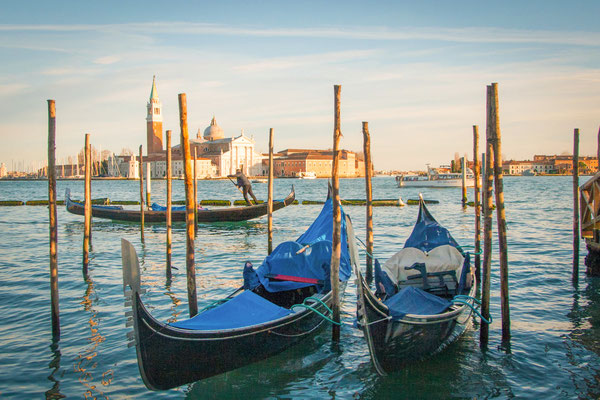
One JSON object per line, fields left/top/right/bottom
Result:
{"left": 65, "top": 187, "right": 295, "bottom": 223}
{"left": 354, "top": 197, "right": 478, "bottom": 375}
{"left": 121, "top": 189, "right": 356, "bottom": 390}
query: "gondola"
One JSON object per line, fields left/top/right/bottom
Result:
{"left": 65, "top": 187, "right": 295, "bottom": 223}
{"left": 121, "top": 191, "right": 356, "bottom": 390}
{"left": 354, "top": 197, "right": 477, "bottom": 375}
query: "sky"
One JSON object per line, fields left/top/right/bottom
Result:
{"left": 1, "top": 0, "right": 599, "bottom": 171}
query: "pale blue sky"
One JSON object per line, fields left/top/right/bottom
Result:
{"left": 1, "top": 1, "right": 599, "bottom": 171}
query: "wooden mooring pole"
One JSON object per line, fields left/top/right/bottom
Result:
{"left": 573, "top": 128, "right": 580, "bottom": 283}
{"left": 473, "top": 126, "right": 481, "bottom": 281}
{"left": 139, "top": 145, "right": 145, "bottom": 243}
{"left": 166, "top": 130, "right": 172, "bottom": 277}
{"left": 47, "top": 99, "right": 60, "bottom": 339}
{"left": 461, "top": 156, "right": 467, "bottom": 207}
{"left": 267, "top": 128, "right": 274, "bottom": 255}
{"left": 146, "top": 162, "right": 152, "bottom": 208}
{"left": 194, "top": 147, "right": 198, "bottom": 235}
{"left": 363, "top": 121, "right": 374, "bottom": 284}
{"left": 179, "top": 93, "right": 198, "bottom": 317}
{"left": 331, "top": 84, "right": 342, "bottom": 342}
{"left": 490, "top": 82, "right": 510, "bottom": 342}
{"left": 480, "top": 86, "right": 494, "bottom": 347}
{"left": 83, "top": 134, "right": 91, "bottom": 273}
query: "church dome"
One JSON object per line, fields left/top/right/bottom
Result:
{"left": 203, "top": 116, "right": 224, "bottom": 140}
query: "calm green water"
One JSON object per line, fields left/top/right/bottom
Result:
{"left": 0, "top": 176, "right": 597, "bottom": 399}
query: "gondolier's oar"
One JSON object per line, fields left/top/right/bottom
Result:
{"left": 227, "top": 177, "right": 244, "bottom": 196}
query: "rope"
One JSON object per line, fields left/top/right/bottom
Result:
{"left": 290, "top": 296, "right": 341, "bottom": 326}
{"left": 355, "top": 236, "right": 375, "bottom": 260}
{"left": 290, "top": 304, "right": 341, "bottom": 326}
{"left": 450, "top": 295, "right": 492, "bottom": 324}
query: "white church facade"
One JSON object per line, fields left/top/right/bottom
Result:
{"left": 110, "top": 77, "right": 264, "bottom": 179}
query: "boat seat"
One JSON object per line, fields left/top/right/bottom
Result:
{"left": 383, "top": 245, "right": 464, "bottom": 295}
{"left": 169, "top": 290, "right": 292, "bottom": 331}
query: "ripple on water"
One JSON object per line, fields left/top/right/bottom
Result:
{"left": 0, "top": 177, "right": 598, "bottom": 399}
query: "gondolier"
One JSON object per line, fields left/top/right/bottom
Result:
{"left": 229, "top": 168, "right": 259, "bottom": 206}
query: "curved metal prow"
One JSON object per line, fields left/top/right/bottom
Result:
{"left": 65, "top": 188, "right": 71, "bottom": 203}
{"left": 327, "top": 181, "right": 333, "bottom": 199}
{"left": 121, "top": 238, "right": 141, "bottom": 294}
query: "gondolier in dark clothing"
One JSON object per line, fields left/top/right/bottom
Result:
{"left": 229, "top": 169, "right": 258, "bottom": 206}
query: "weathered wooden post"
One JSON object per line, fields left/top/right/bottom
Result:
{"left": 83, "top": 134, "right": 91, "bottom": 273}
{"left": 460, "top": 157, "right": 467, "bottom": 207}
{"left": 267, "top": 128, "right": 274, "bottom": 255}
{"left": 146, "top": 162, "right": 152, "bottom": 208}
{"left": 461, "top": 157, "right": 467, "bottom": 207}
{"left": 473, "top": 126, "right": 481, "bottom": 281}
{"left": 193, "top": 147, "right": 198, "bottom": 235}
{"left": 48, "top": 100, "right": 60, "bottom": 339}
{"left": 363, "top": 121, "right": 374, "bottom": 283}
{"left": 573, "top": 128, "right": 580, "bottom": 283}
{"left": 179, "top": 93, "right": 198, "bottom": 317}
{"left": 331, "top": 84, "right": 342, "bottom": 342}
{"left": 480, "top": 86, "right": 494, "bottom": 347}
{"left": 166, "top": 130, "right": 172, "bottom": 277}
{"left": 490, "top": 82, "right": 510, "bottom": 342}
{"left": 139, "top": 145, "right": 145, "bottom": 242}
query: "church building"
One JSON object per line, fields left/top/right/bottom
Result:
{"left": 139, "top": 77, "right": 263, "bottom": 178}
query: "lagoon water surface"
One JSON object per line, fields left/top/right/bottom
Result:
{"left": 0, "top": 176, "right": 598, "bottom": 399}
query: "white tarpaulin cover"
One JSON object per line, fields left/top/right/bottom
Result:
{"left": 383, "top": 244, "right": 465, "bottom": 284}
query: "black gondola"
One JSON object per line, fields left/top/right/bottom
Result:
{"left": 65, "top": 187, "right": 295, "bottom": 223}
{"left": 353, "top": 197, "right": 477, "bottom": 375}
{"left": 121, "top": 192, "right": 356, "bottom": 390}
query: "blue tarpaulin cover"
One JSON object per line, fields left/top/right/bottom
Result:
{"left": 169, "top": 290, "right": 292, "bottom": 330}
{"left": 384, "top": 286, "right": 451, "bottom": 319}
{"left": 251, "top": 198, "right": 352, "bottom": 293}
{"left": 404, "top": 201, "right": 461, "bottom": 253}
{"left": 151, "top": 203, "right": 207, "bottom": 211}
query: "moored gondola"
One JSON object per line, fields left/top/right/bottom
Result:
{"left": 65, "top": 187, "right": 295, "bottom": 223}
{"left": 354, "top": 197, "right": 478, "bottom": 375}
{"left": 121, "top": 192, "right": 356, "bottom": 390}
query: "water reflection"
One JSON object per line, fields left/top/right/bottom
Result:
{"left": 45, "top": 339, "right": 65, "bottom": 399}
{"left": 74, "top": 275, "right": 112, "bottom": 399}
{"left": 566, "top": 277, "right": 600, "bottom": 397}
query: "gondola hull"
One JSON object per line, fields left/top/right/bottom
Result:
{"left": 356, "top": 270, "right": 476, "bottom": 373}
{"left": 66, "top": 187, "right": 295, "bottom": 223}
{"left": 130, "top": 283, "right": 344, "bottom": 390}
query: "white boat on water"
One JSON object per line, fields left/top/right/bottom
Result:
{"left": 298, "top": 171, "right": 317, "bottom": 179}
{"left": 396, "top": 166, "right": 475, "bottom": 188}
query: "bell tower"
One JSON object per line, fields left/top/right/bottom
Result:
{"left": 146, "top": 75, "right": 163, "bottom": 154}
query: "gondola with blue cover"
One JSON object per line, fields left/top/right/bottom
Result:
{"left": 354, "top": 197, "right": 478, "bottom": 375}
{"left": 65, "top": 187, "right": 295, "bottom": 223}
{"left": 121, "top": 190, "right": 355, "bottom": 390}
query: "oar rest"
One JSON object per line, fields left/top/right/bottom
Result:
{"left": 383, "top": 245, "right": 465, "bottom": 296}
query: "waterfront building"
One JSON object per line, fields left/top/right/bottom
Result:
{"left": 272, "top": 149, "right": 365, "bottom": 178}
{"left": 502, "top": 155, "right": 598, "bottom": 175}
{"left": 0, "top": 163, "right": 6, "bottom": 178}
{"left": 171, "top": 117, "right": 264, "bottom": 177}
